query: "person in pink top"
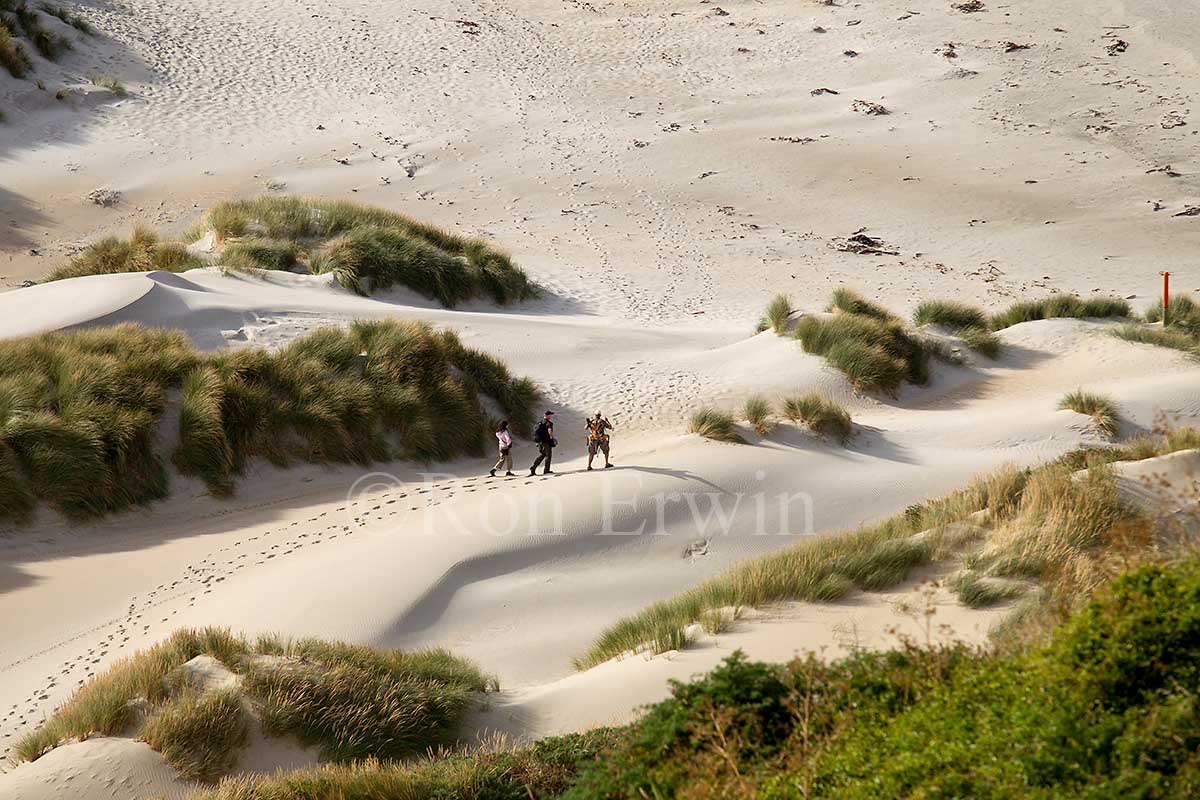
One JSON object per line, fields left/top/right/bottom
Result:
{"left": 490, "top": 420, "right": 515, "bottom": 477}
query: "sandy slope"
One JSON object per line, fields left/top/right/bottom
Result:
{"left": 3, "top": 0, "right": 1200, "bottom": 794}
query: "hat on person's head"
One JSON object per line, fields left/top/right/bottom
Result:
{"left": 544, "top": 410, "right": 555, "bottom": 416}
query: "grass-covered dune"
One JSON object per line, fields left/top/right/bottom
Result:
{"left": 0, "top": 319, "right": 537, "bottom": 523}
{"left": 0, "top": 0, "right": 83, "bottom": 80}
{"left": 574, "top": 427, "right": 1200, "bottom": 669}
{"left": 48, "top": 197, "right": 537, "bottom": 307}
{"left": 184, "top": 551, "right": 1200, "bottom": 798}
{"left": 15, "top": 628, "right": 496, "bottom": 783}
{"left": 762, "top": 289, "right": 1134, "bottom": 394}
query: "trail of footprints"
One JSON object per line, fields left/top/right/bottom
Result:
{"left": 1, "top": 472, "right": 547, "bottom": 754}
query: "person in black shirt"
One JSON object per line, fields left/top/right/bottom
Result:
{"left": 530, "top": 410, "right": 555, "bottom": 475}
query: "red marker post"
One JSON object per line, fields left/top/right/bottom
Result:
{"left": 1162, "top": 271, "right": 1170, "bottom": 326}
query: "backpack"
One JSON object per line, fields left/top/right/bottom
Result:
{"left": 534, "top": 420, "right": 552, "bottom": 443}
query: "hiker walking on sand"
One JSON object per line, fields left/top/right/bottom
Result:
{"left": 490, "top": 420, "right": 515, "bottom": 478}
{"left": 530, "top": 410, "right": 556, "bottom": 476}
{"left": 586, "top": 411, "right": 614, "bottom": 470}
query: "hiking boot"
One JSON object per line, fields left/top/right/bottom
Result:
{"left": 543, "top": 470, "right": 554, "bottom": 475}
{"left": 489, "top": 469, "right": 496, "bottom": 477}
{"left": 587, "top": 465, "right": 594, "bottom": 471}
{"left": 605, "top": 463, "right": 614, "bottom": 468}
{"left": 505, "top": 471, "right": 515, "bottom": 477}
{"left": 529, "top": 468, "right": 537, "bottom": 476}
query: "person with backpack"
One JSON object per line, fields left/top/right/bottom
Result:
{"left": 585, "top": 411, "right": 614, "bottom": 470}
{"left": 490, "top": 420, "right": 515, "bottom": 477}
{"left": 530, "top": 410, "right": 556, "bottom": 475}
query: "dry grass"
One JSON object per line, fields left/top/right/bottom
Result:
{"left": 1058, "top": 389, "right": 1119, "bottom": 437}
{"left": 743, "top": 395, "right": 775, "bottom": 435}
{"left": 688, "top": 407, "right": 744, "bottom": 443}
{"left": 576, "top": 428, "right": 1200, "bottom": 669}
{"left": 16, "top": 628, "right": 494, "bottom": 782}
{"left": 990, "top": 294, "right": 1131, "bottom": 331}
{"left": 913, "top": 300, "right": 988, "bottom": 330}
{"left": 0, "top": 25, "right": 32, "bottom": 78}
{"left": 794, "top": 310, "right": 929, "bottom": 395}
{"left": 89, "top": 74, "right": 127, "bottom": 96}
{"left": 757, "top": 294, "right": 793, "bottom": 335}
{"left": 45, "top": 226, "right": 203, "bottom": 282}
{"left": 781, "top": 392, "right": 853, "bottom": 443}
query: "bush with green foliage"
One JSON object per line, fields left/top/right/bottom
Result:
{"left": 1113, "top": 294, "right": 1200, "bottom": 356}
{"left": 0, "top": 320, "right": 537, "bottom": 521}
{"left": 561, "top": 555, "right": 1200, "bottom": 798}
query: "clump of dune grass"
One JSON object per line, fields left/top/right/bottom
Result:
{"left": 782, "top": 391, "right": 853, "bottom": 443}
{"left": 958, "top": 325, "right": 1001, "bottom": 358}
{"left": 16, "top": 627, "right": 493, "bottom": 779}
{"left": 913, "top": 300, "right": 988, "bottom": 330}
{"left": 756, "top": 294, "right": 793, "bottom": 335}
{"left": 0, "top": 320, "right": 536, "bottom": 520}
{"left": 577, "top": 424, "right": 1200, "bottom": 668}
{"left": 45, "top": 226, "right": 204, "bottom": 282}
{"left": 1058, "top": 389, "right": 1119, "bottom": 437}
{"left": 826, "top": 287, "right": 897, "bottom": 322}
{"left": 795, "top": 294, "right": 930, "bottom": 394}
{"left": 89, "top": 74, "right": 126, "bottom": 96}
{"left": 1110, "top": 323, "right": 1199, "bottom": 356}
{"left": 187, "top": 196, "right": 535, "bottom": 306}
{"left": 219, "top": 237, "right": 298, "bottom": 272}
{"left": 573, "top": 466, "right": 1035, "bottom": 669}
{"left": 688, "top": 407, "right": 743, "bottom": 443}
{"left": 139, "top": 689, "right": 248, "bottom": 783}
{"left": 947, "top": 569, "right": 1026, "bottom": 608}
{"left": 990, "top": 294, "right": 1131, "bottom": 331}
{"left": 0, "top": 25, "right": 32, "bottom": 77}
{"left": 913, "top": 300, "right": 1000, "bottom": 358}
{"left": 1145, "top": 294, "right": 1200, "bottom": 332}
{"left": 743, "top": 395, "right": 774, "bottom": 435}
{"left": 40, "top": 3, "right": 92, "bottom": 33}
{"left": 7, "top": 2, "right": 69, "bottom": 59}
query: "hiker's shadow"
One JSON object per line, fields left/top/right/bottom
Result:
{"left": 607, "top": 464, "right": 729, "bottom": 494}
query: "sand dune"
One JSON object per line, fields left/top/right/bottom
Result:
{"left": 3, "top": 0, "right": 1200, "bottom": 794}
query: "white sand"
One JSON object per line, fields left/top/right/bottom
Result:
{"left": 3, "top": 0, "right": 1200, "bottom": 794}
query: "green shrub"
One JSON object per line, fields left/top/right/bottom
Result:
{"left": 757, "top": 294, "right": 793, "bottom": 335}
{"left": 1058, "top": 389, "right": 1119, "bottom": 437}
{"left": 782, "top": 392, "right": 853, "bottom": 443}
{"left": 45, "top": 226, "right": 204, "bottom": 282}
{"left": 688, "top": 407, "right": 743, "bottom": 443}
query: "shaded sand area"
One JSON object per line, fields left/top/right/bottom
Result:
{"left": 2, "top": 0, "right": 1200, "bottom": 795}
